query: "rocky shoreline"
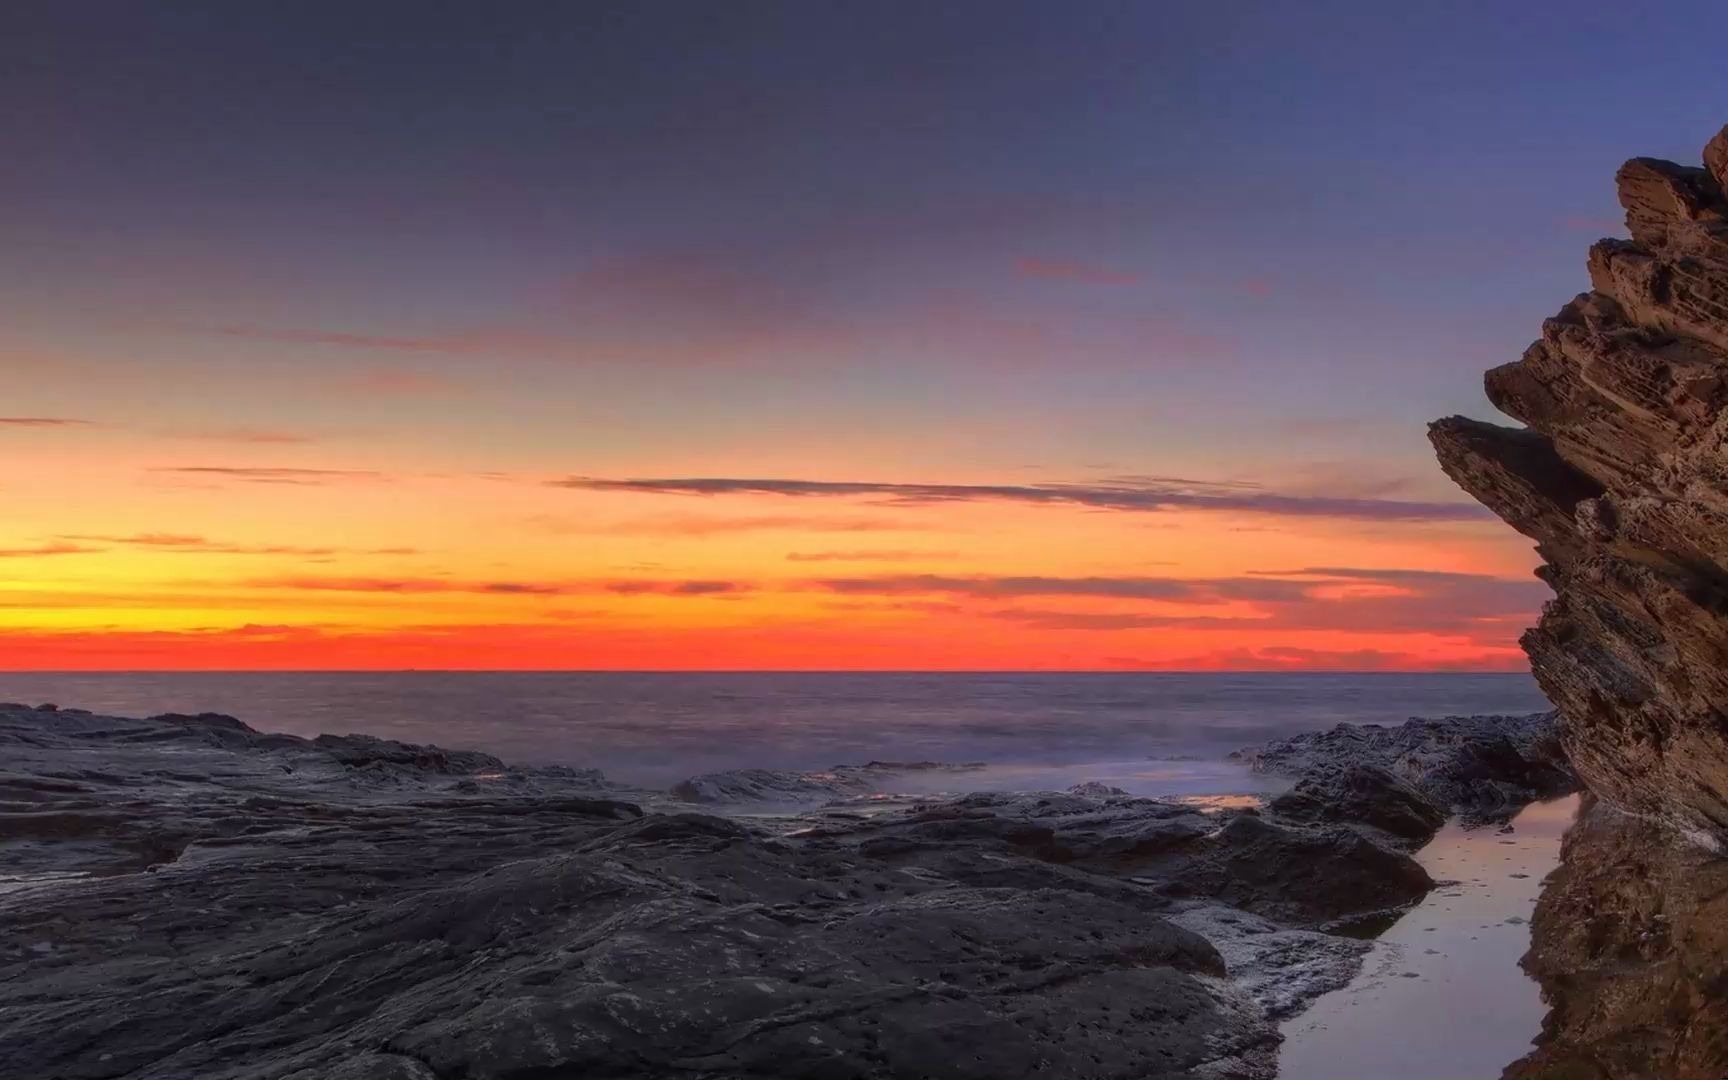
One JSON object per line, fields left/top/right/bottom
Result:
{"left": 0, "top": 702, "right": 1571, "bottom": 1079}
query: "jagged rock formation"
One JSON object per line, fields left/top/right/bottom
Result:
{"left": 1503, "top": 798, "right": 1728, "bottom": 1079}
{"left": 1431, "top": 123, "right": 1728, "bottom": 847}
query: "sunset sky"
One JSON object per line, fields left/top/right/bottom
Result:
{"left": 5, "top": 3, "right": 1725, "bottom": 670}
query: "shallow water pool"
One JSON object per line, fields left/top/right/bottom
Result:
{"left": 1276, "top": 794, "right": 1580, "bottom": 1080}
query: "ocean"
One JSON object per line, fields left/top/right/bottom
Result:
{"left": 0, "top": 671, "right": 1552, "bottom": 798}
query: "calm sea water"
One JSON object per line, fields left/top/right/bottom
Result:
{"left": 0, "top": 672, "right": 1550, "bottom": 795}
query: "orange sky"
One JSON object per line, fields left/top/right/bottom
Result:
{"left": 2, "top": 431, "right": 1543, "bottom": 669}
{"left": 11, "top": 3, "right": 1634, "bottom": 671}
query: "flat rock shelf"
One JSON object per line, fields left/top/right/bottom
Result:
{"left": 0, "top": 703, "right": 1575, "bottom": 1079}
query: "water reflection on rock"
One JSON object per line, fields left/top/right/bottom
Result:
{"left": 1277, "top": 796, "right": 1577, "bottom": 1080}
{"left": 1506, "top": 796, "right": 1728, "bottom": 1079}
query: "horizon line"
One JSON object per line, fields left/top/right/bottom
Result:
{"left": 0, "top": 667, "right": 1536, "bottom": 676}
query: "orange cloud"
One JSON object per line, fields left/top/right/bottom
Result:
{"left": 785, "top": 550, "right": 958, "bottom": 562}
{"left": 0, "top": 541, "right": 106, "bottom": 558}
{"left": 540, "top": 512, "right": 918, "bottom": 537}
{"left": 63, "top": 534, "right": 416, "bottom": 557}
{"left": 1113, "top": 646, "right": 1526, "bottom": 673}
{"left": 0, "top": 619, "right": 1531, "bottom": 672}
{"left": 241, "top": 575, "right": 751, "bottom": 597}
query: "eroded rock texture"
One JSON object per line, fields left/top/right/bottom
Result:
{"left": 1431, "top": 123, "right": 1728, "bottom": 846}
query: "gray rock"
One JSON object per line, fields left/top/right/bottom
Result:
{"left": 1268, "top": 763, "right": 1448, "bottom": 848}
{"left": 0, "top": 704, "right": 628, "bottom": 878}
{"left": 1167, "top": 904, "right": 1370, "bottom": 1022}
{"left": 669, "top": 766, "right": 876, "bottom": 806}
{"left": 0, "top": 706, "right": 1295, "bottom": 1079}
{"left": 669, "top": 760, "right": 990, "bottom": 808}
{"left": 0, "top": 704, "right": 1576, "bottom": 1079}
{"left": 1237, "top": 712, "right": 1575, "bottom": 828}
{"left": 773, "top": 788, "right": 1435, "bottom": 929}
{"left": 1067, "top": 780, "right": 1131, "bottom": 798}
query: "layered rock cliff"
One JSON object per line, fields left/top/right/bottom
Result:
{"left": 1431, "top": 123, "right": 1728, "bottom": 847}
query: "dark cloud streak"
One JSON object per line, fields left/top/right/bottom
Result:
{"left": 803, "top": 568, "right": 1548, "bottom": 637}
{"left": 244, "top": 576, "right": 749, "bottom": 597}
{"left": 553, "top": 476, "right": 1491, "bottom": 523}
{"left": 151, "top": 466, "right": 385, "bottom": 485}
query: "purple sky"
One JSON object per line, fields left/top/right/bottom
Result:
{"left": 2, "top": 3, "right": 1725, "bottom": 669}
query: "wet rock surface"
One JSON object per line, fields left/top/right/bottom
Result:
{"left": 794, "top": 789, "right": 1434, "bottom": 929}
{"left": 1503, "top": 797, "right": 1728, "bottom": 1080}
{"left": 0, "top": 705, "right": 629, "bottom": 879}
{"left": 669, "top": 761, "right": 988, "bottom": 808}
{"left": 0, "top": 704, "right": 1566, "bottom": 1079}
{"left": 1238, "top": 712, "right": 1575, "bottom": 841}
{"left": 1430, "top": 122, "right": 1728, "bottom": 846}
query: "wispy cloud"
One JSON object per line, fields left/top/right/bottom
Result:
{"left": 552, "top": 475, "right": 1491, "bottom": 523}
{"left": 0, "top": 542, "right": 105, "bottom": 558}
{"left": 1251, "top": 566, "right": 1500, "bottom": 583}
{"left": 1112, "top": 645, "right": 1524, "bottom": 673}
{"left": 205, "top": 325, "right": 469, "bottom": 353}
{"left": 1015, "top": 257, "right": 1145, "bottom": 285}
{"left": 805, "top": 567, "right": 1547, "bottom": 638}
{"left": 534, "top": 512, "right": 918, "bottom": 537}
{"left": 604, "top": 580, "right": 744, "bottom": 596}
{"left": 0, "top": 417, "right": 94, "bottom": 427}
{"left": 150, "top": 466, "right": 386, "bottom": 485}
{"left": 63, "top": 534, "right": 416, "bottom": 557}
{"left": 786, "top": 549, "right": 957, "bottom": 562}
{"left": 811, "top": 574, "right": 1255, "bottom": 602}
{"left": 244, "top": 575, "right": 749, "bottom": 597}
{"left": 163, "top": 427, "right": 316, "bottom": 445}
{"left": 180, "top": 245, "right": 1222, "bottom": 378}
{"left": 991, "top": 608, "right": 1212, "bottom": 630}
{"left": 247, "top": 576, "right": 556, "bottom": 595}
{"left": 342, "top": 367, "right": 466, "bottom": 396}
